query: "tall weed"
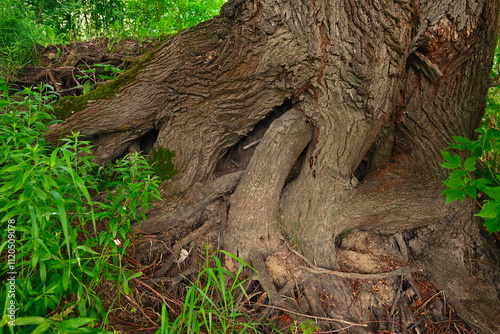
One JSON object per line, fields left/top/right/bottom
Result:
{"left": 0, "top": 81, "right": 161, "bottom": 332}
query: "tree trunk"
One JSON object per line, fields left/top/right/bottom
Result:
{"left": 45, "top": 0, "right": 500, "bottom": 332}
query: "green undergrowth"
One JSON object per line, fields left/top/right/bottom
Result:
{"left": 0, "top": 80, "right": 161, "bottom": 333}
{"left": 441, "top": 40, "right": 500, "bottom": 233}
{"left": 0, "top": 0, "right": 43, "bottom": 80}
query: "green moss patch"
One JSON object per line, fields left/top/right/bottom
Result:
{"left": 146, "top": 146, "right": 179, "bottom": 181}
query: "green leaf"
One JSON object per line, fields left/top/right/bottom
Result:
{"left": 442, "top": 169, "right": 468, "bottom": 188}
{"left": 464, "top": 186, "right": 477, "bottom": 199}
{"left": 484, "top": 216, "right": 500, "bottom": 234}
{"left": 463, "top": 157, "right": 477, "bottom": 171}
{"left": 82, "top": 269, "right": 98, "bottom": 279}
{"left": 483, "top": 186, "right": 500, "bottom": 200}
{"left": 97, "top": 74, "right": 115, "bottom": 80}
{"left": 470, "top": 178, "right": 492, "bottom": 192}
{"left": 449, "top": 169, "right": 469, "bottom": 179}
{"left": 0, "top": 163, "right": 25, "bottom": 174}
{"left": 15, "top": 316, "right": 52, "bottom": 326}
{"left": 77, "top": 245, "right": 99, "bottom": 255}
{"left": 128, "top": 271, "right": 143, "bottom": 280}
{"left": 50, "top": 190, "right": 71, "bottom": 259}
{"left": 441, "top": 162, "right": 459, "bottom": 169}
{"left": 218, "top": 250, "right": 256, "bottom": 271}
{"left": 32, "top": 322, "right": 52, "bottom": 334}
{"left": 452, "top": 136, "right": 472, "bottom": 144}
{"left": 62, "top": 264, "right": 70, "bottom": 290}
{"left": 40, "top": 261, "right": 47, "bottom": 283}
{"left": 441, "top": 151, "right": 462, "bottom": 169}
{"left": 476, "top": 201, "right": 500, "bottom": 219}
{"left": 441, "top": 188, "right": 465, "bottom": 203}
{"left": 55, "top": 317, "right": 96, "bottom": 330}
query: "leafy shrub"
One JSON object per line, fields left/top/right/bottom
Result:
{"left": 123, "top": 0, "right": 226, "bottom": 38}
{"left": 22, "top": 0, "right": 226, "bottom": 41}
{"left": 441, "top": 127, "right": 500, "bottom": 233}
{"left": 0, "top": 81, "right": 160, "bottom": 332}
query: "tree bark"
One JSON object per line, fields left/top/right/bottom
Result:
{"left": 45, "top": 0, "right": 500, "bottom": 332}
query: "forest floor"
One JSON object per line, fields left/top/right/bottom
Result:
{"left": 13, "top": 39, "right": 483, "bottom": 334}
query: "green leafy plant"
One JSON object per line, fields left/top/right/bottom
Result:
{"left": 76, "top": 63, "right": 125, "bottom": 94}
{"left": 0, "top": 82, "right": 161, "bottom": 333}
{"left": 441, "top": 127, "right": 500, "bottom": 233}
{"left": 13, "top": 316, "right": 112, "bottom": 334}
{"left": 94, "top": 63, "right": 124, "bottom": 80}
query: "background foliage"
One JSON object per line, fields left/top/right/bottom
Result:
{"left": 24, "top": 0, "right": 226, "bottom": 39}
{"left": 0, "top": 0, "right": 226, "bottom": 79}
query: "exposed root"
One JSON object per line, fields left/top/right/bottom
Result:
{"left": 299, "top": 263, "right": 411, "bottom": 280}
{"left": 253, "top": 302, "right": 370, "bottom": 332}
{"left": 407, "top": 221, "right": 500, "bottom": 334}
{"left": 14, "top": 39, "right": 157, "bottom": 97}
{"left": 287, "top": 242, "right": 412, "bottom": 279}
{"left": 224, "top": 107, "right": 313, "bottom": 259}
{"left": 249, "top": 251, "right": 302, "bottom": 315}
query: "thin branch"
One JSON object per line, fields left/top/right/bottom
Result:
{"left": 287, "top": 243, "right": 412, "bottom": 279}
{"left": 243, "top": 139, "right": 261, "bottom": 149}
{"left": 253, "top": 302, "right": 368, "bottom": 329}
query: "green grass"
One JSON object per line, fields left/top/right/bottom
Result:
{"left": 157, "top": 250, "right": 282, "bottom": 334}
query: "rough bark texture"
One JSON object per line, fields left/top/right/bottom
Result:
{"left": 46, "top": 0, "right": 500, "bottom": 332}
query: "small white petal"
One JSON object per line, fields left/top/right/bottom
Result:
{"left": 177, "top": 249, "right": 189, "bottom": 263}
